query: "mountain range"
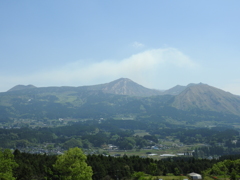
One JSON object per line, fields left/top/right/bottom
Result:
{"left": 7, "top": 78, "right": 163, "bottom": 96}
{"left": 1, "top": 78, "right": 240, "bottom": 122}
{"left": 6, "top": 78, "right": 201, "bottom": 96}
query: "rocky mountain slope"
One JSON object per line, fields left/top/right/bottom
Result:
{"left": 94, "top": 78, "right": 163, "bottom": 96}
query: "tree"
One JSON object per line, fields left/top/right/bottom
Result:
{"left": 63, "top": 138, "right": 83, "bottom": 149}
{"left": 230, "top": 170, "right": 236, "bottom": 180}
{"left": 54, "top": 147, "right": 93, "bottom": 180}
{"left": 147, "top": 163, "right": 159, "bottom": 176}
{"left": 211, "top": 162, "right": 228, "bottom": 176}
{"left": 173, "top": 167, "right": 181, "bottom": 176}
{"left": 132, "top": 171, "right": 146, "bottom": 180}
{"left": 0, "top": 149, "right": 18, "bottom": 180}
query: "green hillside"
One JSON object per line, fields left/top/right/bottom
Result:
{"left": 1, "top": 79, "right": 240, "bottom": 126}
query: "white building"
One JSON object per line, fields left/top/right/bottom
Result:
{"left": 160, "top": 154, "right": 176, "bottom": 157}
{"left": 188, "top": 172, "right": 202, "bottom": 179}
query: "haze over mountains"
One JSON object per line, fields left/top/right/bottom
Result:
{"left": 2, "top": 78, "right": 240, "bottom": 121}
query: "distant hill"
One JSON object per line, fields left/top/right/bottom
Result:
{"left": 7, "top": 85, "right": 36, "bottom": 92}
{"left": 162, "top": 83, "right": 205, "bottom": 95}
{"left": 172, "top": 83, "right": 240, "bottom": 116}
{"left": 163, "top": 85, "right": 186, "bottom": 95}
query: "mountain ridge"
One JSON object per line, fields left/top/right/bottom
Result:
{"left": 7, "top": 78, "right": 163, "bottom": 97}
{"left": 3, "top": 78, "right": 240, "bottom": 117}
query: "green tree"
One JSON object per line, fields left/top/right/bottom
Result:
{"left": 211, "top": 162, "right": 228, "bottom": 176}
{"left": 147, "top": 163, "right": 158, "bottom": 176}
{"left": 54, "top": 147, "right": 93, "bottom": 180}
{"left": 63, "top": 138, "right": 83, "bottom": 149}
{"left": 0, "top": 149, "right": 18, "bottom": 180}
{"left": 132, "top": 171, "right": 146, "bottom": 180}
{"left": 174, "top": 167, "right": 181, "bottom": 176}
{"left": 230, "top": 169, "right": 236, "bottom": 180}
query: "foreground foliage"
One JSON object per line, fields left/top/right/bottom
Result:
{"left": 10, "top": 148, "right": 240, "bottom": 180}
{"left": 53, "top": 147, "right": 93, "bottom": 180}
{"left": 203, "top": 159, "right": 240, "bottom": 179}
{"left": 0, "top": 149, "right": 18, "bottom": 180}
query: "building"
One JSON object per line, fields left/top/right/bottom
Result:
{"left": 160, "top": 154, "right": 176, "bottom": 157}
{"left": 188, "top": 172, "right": 202, "bottom": 179}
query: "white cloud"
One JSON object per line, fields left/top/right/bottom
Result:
{"left": 0, "top": 48, "right": 199, "bottom": 92}
{"left": 132, "top": 41, "right": 145, "bottom": 48}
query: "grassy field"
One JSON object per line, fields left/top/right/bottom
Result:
{"left": 134, "top": 130, "right": 150, "bottom": 137}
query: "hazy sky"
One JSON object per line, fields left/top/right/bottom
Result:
{"left": 1, "top": 1, "right": 240, "bottom": 94}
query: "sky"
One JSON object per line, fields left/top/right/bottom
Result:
{"left": 1, "top": 1, "right": 240, "bottom": 94}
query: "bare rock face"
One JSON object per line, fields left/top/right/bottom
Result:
{"left": 99, "top": 78, "right": 162, "bottom": 96}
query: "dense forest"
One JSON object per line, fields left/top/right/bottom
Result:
{"left": 0, "top": 147, "right": 240, "bottom": 180}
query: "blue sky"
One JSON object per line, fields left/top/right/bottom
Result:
{"left": 1, "top": 1, "right": 240, "bottom": 94}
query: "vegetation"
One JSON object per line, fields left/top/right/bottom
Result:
{"left": 203, "top": 159, "right": 240, "bottom": 179}
{"left": 1, "top": 84, "right": 240, "bottom": 126}
{"left": 2, "top": 80, "right": 240, "bottom": 179}
{"left": 8, "top": 149, "right": 240, "bottom": 180}
{"left": 0, "top": 149, "right": 18, "bottom": 180}
{"left": 0, "top": 119, "right": 240, "bottom": 158}
{"left": 53, "top": 147, "right": 93, "bottom": 180}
